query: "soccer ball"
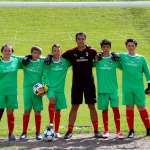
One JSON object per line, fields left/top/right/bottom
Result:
{"left": 43, "top": 127, "right": 55, "bottom": 142}
{"left": 33, "top": 83, "right": 43, "bottom": 96}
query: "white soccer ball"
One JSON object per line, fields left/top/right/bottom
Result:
{"left": 43, "top": 127, "right": 55, "bottom": 142}
{"left": 33, "top": 83, "right": 43, "bottom": 96}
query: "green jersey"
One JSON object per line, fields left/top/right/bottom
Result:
{"left": 94, "top": 57, "right": 119, "bottom": 93}
{"left": 22, "top": 59, "right": 44, "bottom": 88}
{"left": 43, "top": 57, "right": 70, "bottom": 92}
{"left": 0, "top": 57, "right": 21, "bottom": 95}
{"left": 120, "top": 53, "right": 150, "bottom": 89}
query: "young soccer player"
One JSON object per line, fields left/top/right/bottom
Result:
{"left": 20, "top": 46, "right": 45, "bottom": 141}
{"left": 43, "top": 44, "right": 70, "bottom": 138}
{"left": 62, "top": 32, "right": 101, "bottom": 139}
{"left": 0, "top": 44, "right": 21, "bottom": 141}
{"left": 94, "top": 39, "right": 123, "bottom": 138}
{"left": 120, "top": 39, "right": 150, "bottom": 138}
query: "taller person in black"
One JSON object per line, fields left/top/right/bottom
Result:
{"left": 62, "top": 32, "right": 101, "bottom": 139}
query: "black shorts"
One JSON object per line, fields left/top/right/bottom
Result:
{"left": 71, "top": 81, "right": 96, "bottom": 105}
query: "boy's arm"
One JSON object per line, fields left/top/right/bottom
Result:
{"left": 143, "top": 57, "right": 150, "bottom": 82}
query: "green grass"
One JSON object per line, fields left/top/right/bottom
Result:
{"left": 0, "top": 5, "right": 150, "bottom": 137}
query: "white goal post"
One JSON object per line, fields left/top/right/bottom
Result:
{"left": 0, "top": 1, "right": 150, "bottom": 8}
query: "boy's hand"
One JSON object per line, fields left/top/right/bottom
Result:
{"left": 145, "top": 83, "right": 150, "bottom": 96}
{"left": 111, "top": 52, "right": 120, "bottom": 61}
{"left": 44, "top": 55, "right": 53, "bottom": 65}
{"left": 22, "top": 55, "right": 32, "bottom": 66}
{"left": 95, "top": 52, "right": 103, "bottom": 61}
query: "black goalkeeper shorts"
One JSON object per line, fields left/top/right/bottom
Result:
{"left": 71, "top": 81, "right": 96, "bottom": 105}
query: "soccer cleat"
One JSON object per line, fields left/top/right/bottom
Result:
{"left": 36, "top": 133, "right": 43, "bottom": 140}
{"left": 94, "top": 131, "right": 102, "bottom": 138}
{"left": 146, "top": 128, "right": 150, "bottom": 136}
{"left": 55, "top": 132, "right": 61, "bottom": 138}
{"left": 115, "top": 132, "right": 124, "bottom": 139}
{"left": 20, "top": 133, "right": 27, "bottom": 141}
{"left": 128, "top": 129, "right": 135, "bottom": 138}
{"left": 64, "top": 131, "right": 73, "bottom": 140}
{"left": 102, "top": 131, "right": 110, "bottom": 138}
{"left": 8, "top": 134, "right": 16, "bottom": 141}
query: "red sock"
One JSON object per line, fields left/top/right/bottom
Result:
{"left": 35, "top": 113, "right": 41, "bottom": 134}
{"left": 48, "top": 104, "right": 55, "bottom": 124}
{"left": 68, "top": 124, "right": 74, "bottom": 133}
{"left": 139, "top": 109, "right": 150, "bottom": 129}
{"left": 7, "top": 113, "right": 15, "bottom": 135}
{"left": 92, "top": 120, "right": 98, "bottom": 132}
{"left": 23, "top": 113, "right": 30, "bottom": 134}
{"left": 112, "top": 108, "right": 120, "bottom": 133}
{"left": 55, "top": 111, "right": 61, "bottom": 132}
{"left": 126, "top": 109, "right": 134, "bottom": 130}
{"left": 102, "top": 110, "right": 108, "bottom": 132}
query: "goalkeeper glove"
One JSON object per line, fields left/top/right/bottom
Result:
{"left": 95, "top": 52, "right": 103, "bottom": 61}
{"left": 145, "top": 83, "right": 150, "bottom": 96}
{"left": 111, "top": 52, "right": 120, "bottom": 61}
{"left": 22, "top": 55, "right": 32, "bottom": 66}
{"left": 37, "top": 84, "right": 48, "bottom": 97}
{"left": 44, "top": 55, "right": 53, "bottom": 65}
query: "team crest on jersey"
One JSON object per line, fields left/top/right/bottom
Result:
{"left": 109, "top": 61, "right": 113, "bottom": 64}
{"left": 86, "top": 52, "right": 89, "bottom": 57}
{"left": 37, "top": 64, "right": 40, "bottom": 68}
{"left": 74, "top": 53, "right": 78, "bottom": 57}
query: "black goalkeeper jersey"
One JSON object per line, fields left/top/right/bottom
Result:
{"left": 62, "top": 46, "right": 97, "bottom": 83}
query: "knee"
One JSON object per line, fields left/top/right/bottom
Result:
{"left": 88, "top": 104, "right": 96, "bottom": 111}
{"left": 71, "top": 105, "right": 79, "bottom": 112}
{"left": 49, "top": 97, "right": 55, "bottom": 104}
{"left": 137, "top": 106, "right": 146, "bottom": 111}
{"left": 126, "top": 106, "right": 134, "bottom": 111}
{"left": 7, "top": 109, "right": 13, "bottom": 114}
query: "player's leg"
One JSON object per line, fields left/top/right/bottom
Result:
{"left": 88, "top": 104, "right": 100, "bottom": 138}
{"left": 20, "top": 110, "right": 31, "bottom": 141}
{"left": 54, "top": 110, "right": 61, "bottom": 137}
{"left": 137, "top": 106, "right": 150, "bottom": 135}
{"left": 122, "top": 89, "right": 135, "bottom": 138}
{"left": 54, "top": 92, "right": 67, "bottom": 138}
{"left": 64, "top": 104, "right": 80, "bottom": 139}
{"left": 6, "top": 95, "right": 18, "bottom": 141}
{"left": 20, "top": 87, "right": 32, "bottom": 141}
{"left": 97, "top": 93, "right": 109, "bottom": 138}
{"left": 48, "top": 98, "right": 55, "bottom": 124}
{"left": 84, "top": 82, "right": 101, "bottom": 138}
{"left": 47, "top": 90, "right": 56, "bottom": 125}
{"left": 64, "top": 84, "right": 82, "bottom": 139}
{"left": 7, "top": 109, "right": 16, "bottom": 141}
{"left": 32, "top": 93, "right": 43, "bottom": 140}
{"left": 110, "top": 91, "right": 123, "bottom": 138}
{"left": 34, "top": 111, "right": 42, "bottom": 140}
{"left": 126, "top": 106, "right": 135, "bottom": 138}
{"left": 135, "top": 89, "right": 150, "bottom": 136}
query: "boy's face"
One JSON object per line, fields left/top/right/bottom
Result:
{"left": 52, "top": 46, "right": 61, "bottom": 57}
{"left": 76, "top": 35, "right": 86, "bottom": 47}
{"left": 31, "top": 50, "right": 41, "bottom": 60}
{"left": 126, "top": 42, "right": 137, "bottom": 51}
{"left": 102, "top": 45, "right": 111, "bottom": 53}
{"left": 2, "top": 46, "right": 13, "bottom": 58}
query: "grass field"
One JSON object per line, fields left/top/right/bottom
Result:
{"left": 0, "top": 1, "right": 150, "bottom": 138}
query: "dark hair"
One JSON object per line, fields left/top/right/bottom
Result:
{"left": 1, "top": 44, "right": 14, "bottom": 53}
{"left": 52, "top": 43, "right": 60, "bottom": 52}
{"left": 100, "top": 39, "right": 111, "bottom": 48}
{"left": 31, "top": 46, "right": 42, "bottom": 53}
{"left": 75, "top": 32, "right": 86, "bottom": 40}
{"left": 125, "top": 39, "right": 137, "bottom": 46}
